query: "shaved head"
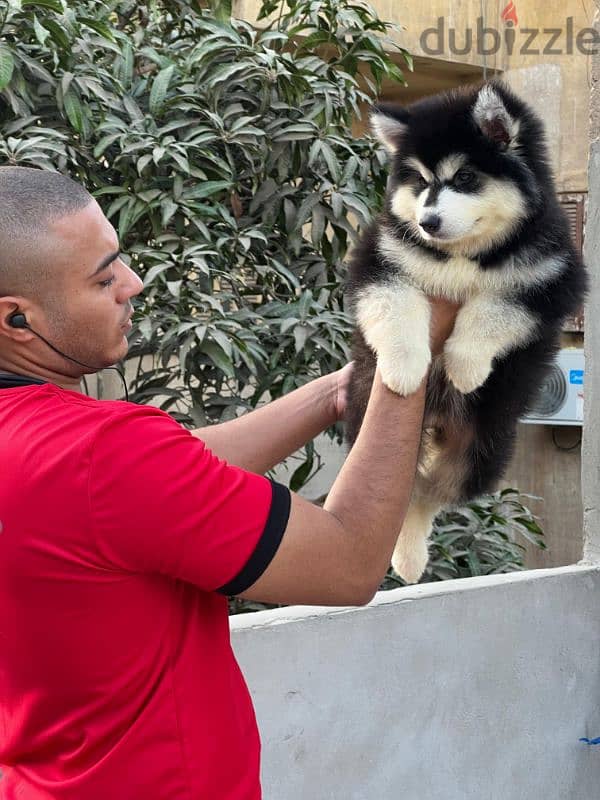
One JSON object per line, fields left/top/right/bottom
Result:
{"left": 0, "top": 167, "right": 93, "bottom": 302}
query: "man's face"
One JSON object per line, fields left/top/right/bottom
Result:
{"left": 38, "top": 199, "right": 144, "bottom": 371}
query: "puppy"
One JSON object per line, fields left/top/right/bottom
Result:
{"left": 345, "top": 80, "right": 587, "bottom": 583}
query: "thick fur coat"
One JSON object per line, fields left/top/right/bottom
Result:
{"left": 345, "top": 80, "right": 587, "bottom": 583}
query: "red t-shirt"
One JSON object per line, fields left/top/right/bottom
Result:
{"left": 0, "top": 382, "right": 290, "bottom": 799}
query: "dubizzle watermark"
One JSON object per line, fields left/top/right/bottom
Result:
{"left": 420, "top": 2, "right": 599, "bottom": 57}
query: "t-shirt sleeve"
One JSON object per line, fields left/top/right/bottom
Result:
{"left": 88, "top": 405, "right": 290, "bottom": 594}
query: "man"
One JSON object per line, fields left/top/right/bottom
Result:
{"left": 0, "top": 167, "right": 458, "bottom": 799}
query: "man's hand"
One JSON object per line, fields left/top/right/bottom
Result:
{"left": 429, "top": 296, "right": 461, "bottom": 356}
{"left": 330, "top": 362, "right": 354, "bottom": 421}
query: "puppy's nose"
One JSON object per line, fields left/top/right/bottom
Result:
{"left": 420, "top": 213, "right": 441, "bottom": 234}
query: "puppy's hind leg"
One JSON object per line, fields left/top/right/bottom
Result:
{"left": 391, "top": 420, "right": 476, "bottom": 583}
{"left": 391, "top": 496, "right": 440, "bottom": 584}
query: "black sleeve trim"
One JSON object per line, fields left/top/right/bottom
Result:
{"left": 216, "top": 479, "right": 291, "bottom": 596}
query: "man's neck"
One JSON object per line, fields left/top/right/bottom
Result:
{"left": 0, "top": 359, "right": 83, "bottom": 393}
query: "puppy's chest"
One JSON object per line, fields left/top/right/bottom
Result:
{"left": 375, "top": 231, "right": 514, "bottom": 301}
{"left": 393, "top": 248, "right": 493, "bottom": 301}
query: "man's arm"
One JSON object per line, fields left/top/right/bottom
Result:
{"left": 238, "top": 298, "right": 459, "bottom": 607}
{"left": 241, "top": 370, "right": 426, "bottom": 606}
{"left": 192, "top": 370, "right": 345, "bottom": 474}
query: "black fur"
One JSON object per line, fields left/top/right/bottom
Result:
{"left": 345, "top": 80, "right": 587, "bottom": 506}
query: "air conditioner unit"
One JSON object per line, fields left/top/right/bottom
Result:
{"left": 521, "top": 348, "right": 584, "bottom": 426}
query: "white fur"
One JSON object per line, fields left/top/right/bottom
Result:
{"left": 393, "top": 153, "right": 527, "bottom": 247}
{"left": 406, "top": 154, "right": 466, "bottom": 184}
{"left": 444, "top": 296, "right": 539, "bottom": 393}
{"left": 391, "top": 497, "right": 440, "bottom": 583}
{"left": 355, "top": 282, "right": 431, "bottom": 395}
{"left": 405, "top": 156, "right": 434, "bottom": 183}
{"left": 437, "top": 154, "right": 467, "bottom": 181}
{"left": 390, "top": 149, "right": 527, "bottom": 248}
{"left": 391, "top": 185, "right": 421, "bottom": 226}
{"left": 371, "top": 112, "right": 407, "bottom": 155}
{"left": 418, "top": 178, "right": 526, "bottom": 244}
{"left": 377, "top": 230, "right": 566, "bottom": 302}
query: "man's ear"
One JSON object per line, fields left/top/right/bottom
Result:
{"left": 472, "top": 83, "right": 518, "bottom": 149}
{"left": 370, "top": 104, "right": 410, "bottom": 156}
{"left": 0, "top": 297, "right": 31, "bottom": 337}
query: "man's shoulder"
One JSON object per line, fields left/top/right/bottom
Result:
{"left": 21, "top": 382, "right": 178, "bottom": 438}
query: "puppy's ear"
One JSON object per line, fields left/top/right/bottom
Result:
{"left": 371, "top": 104, "right": 410, "bottom": 155}
{"left": 472, "top": 84, "right": 518, "bottom": 149}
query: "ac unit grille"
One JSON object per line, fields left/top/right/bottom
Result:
{"left": 528, "top": 364, "right": 567, "bottom": 417}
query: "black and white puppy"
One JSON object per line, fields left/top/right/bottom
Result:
{"left": 345, "top": 80, "right": 587, "bottom": 583}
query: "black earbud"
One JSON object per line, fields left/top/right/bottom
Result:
{"left": 8, "top": 312, "right": 28, "bottom": 329}
{"left": 4, "top": 308, "right": 129, "bottom": 401}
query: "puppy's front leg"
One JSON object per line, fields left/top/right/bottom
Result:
{"left": 445, "top": 296, "right": 538, "bottom": 394}
{"left": 355, "top": 282, "right": 431, "bottom": 396}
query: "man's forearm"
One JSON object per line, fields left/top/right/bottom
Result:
{"left": 324, "top": 370, "right": 426, "bottom": 591}
{"left": 192, "top": 374, "right": 337, "bottom": 473}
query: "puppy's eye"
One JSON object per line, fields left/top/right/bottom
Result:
{"left": 454, "top": 169, "right": 476, "bottom": 187}
{"left": 415, "top": 175, "right": 428, "bottom": 192}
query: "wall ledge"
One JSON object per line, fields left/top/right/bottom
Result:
{"left": 230, "top": 563, "right": 600, "bottom": 630}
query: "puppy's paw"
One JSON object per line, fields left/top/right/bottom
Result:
{"left": 378, "top": 345, "right": 431, "bottom": 396}
{"left": 444, "top": 340, "right": 492, "bottom": 394}
{"left": 391, "top": 537, "right": 429, "bottom": 584}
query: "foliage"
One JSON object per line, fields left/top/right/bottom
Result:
{"left": 0, "top": 0, "right": 410, "bottom": 482}
{"left": 381, "top": 488, "right": 545, "bottom": 589}
{"left": 231, "top": 489, "right": 545, "bottom": 614}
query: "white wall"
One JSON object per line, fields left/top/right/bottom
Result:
{"left": 232, "top": 566, "right": 600, "bottom": 799}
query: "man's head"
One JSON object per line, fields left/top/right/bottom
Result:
{"left": 0, "top": 167, "right": 143, "bottom": 384}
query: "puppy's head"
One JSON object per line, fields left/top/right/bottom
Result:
{"left": 372, "top": 81, "right": 547, "bottom": 253}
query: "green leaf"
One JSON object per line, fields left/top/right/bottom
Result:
{"left": 161, "top": 199, "right": 178, "bottom": 227}
{"left": 80, "top": 16, "right": 115, "bottom": 41}
{"left": 142, "top": 262, "right": 171, "bottom": 287}
{"left": 63, "top": 90, "right": 84, "bottom": 133}
{"left": 293, "top": 324, "right": 311, "bottom": 353}
{"left": 311, "top": 204, "right": 326, "bottom": 247}
{"left": 118, "top": 42, "right": 134, "bottom": 87}
{"left": 61, "top": 71, "right": 74, "bottom": 97}
{"left": 290, "top": 458, "right": 314, "bottom": 492}
{"left": 202, "top": 341, "right": 235, "bottom": 377}
{"left": 122, "top": 95, "right": 143, "bottom": 121}
{"left": 205, "top": 62, "right": 254, "bottom": 88}
{"left": 0, "top": 48, "right": 15, "bottom": 92}
{"left": 183, "top": 180, "right": 231, "bottom": 200}
{"left": 22, "top": 0, "right": 63, "bottom": 11}
{"left": 331, "top": 191, "right": 344, "bottom": 219}
{"left": 93, "top": 132, "right": 121, "bottom": 159}
{"left": 210, "top": 328, "right": 233, "bottom": 359}
{"left": 320, "top": 141, "right": 341, "bottom": 183}
{"left": 32, "top": 14, "right": 50, "bottom": 45}
{"left": 149, "top": 65, "right": 175, "bottom": 116}
{"left": 40, "top": 18, "right": 70, "bottom": 50}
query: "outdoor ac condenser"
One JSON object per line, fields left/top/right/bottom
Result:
{"left": 521, "top": 348, "right": 584, "bottom": 426}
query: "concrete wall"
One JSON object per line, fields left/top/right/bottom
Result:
{"left": 583, "top": 9, "right": 600, "bottom": 563}
{"left": 232, "top": 566, "right": 600, "bottom": 799}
